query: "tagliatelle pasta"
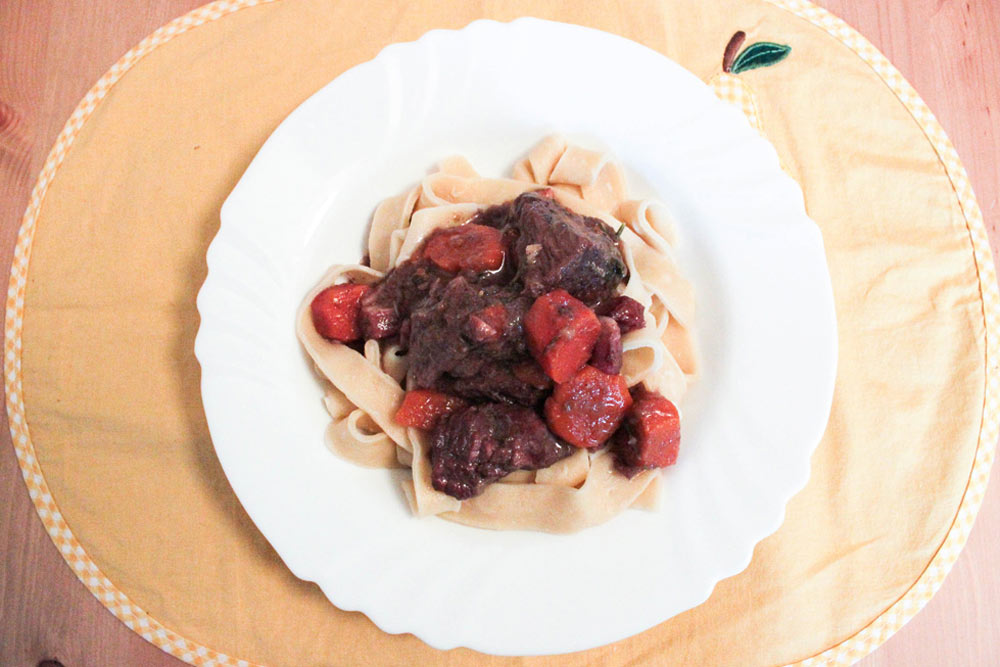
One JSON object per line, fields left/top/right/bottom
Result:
{"left": 440, "top": 451, "right": 659, "bottom": 533}
{"left": 297, "top": 136, "right": 697, "bottom": 533}
{"left": 368, "top": 187, "right": 419, "bottom": 272}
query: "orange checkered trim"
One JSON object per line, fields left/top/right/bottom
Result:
{"left": 710, "top": 72, "right": 764, "bottom": 132}
{"left": 761, "top": 1, "right": 999, "bottom": 664}
{"left": 5, "top": 1, "right": 996, "bottom": 665}
{"left": 5, "top": 5, "right": 276, "bottom": 666}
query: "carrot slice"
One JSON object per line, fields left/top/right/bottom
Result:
{"left": 544, "top": 365, "right": 632, "bottom": 448}
{"left": 394, "top": 389, "right": 468, "bottom": 430}
{"left": 310, "top": 283, "right": 370, "bottom": 342}
{"left": 423, "top": 223, "right": 505, "bottom": 273}
{"left": 613, "top": 388, "right": 680, "bottom": 469}
{"left": 524, "top": 289, "right": 601, "bottom": 383}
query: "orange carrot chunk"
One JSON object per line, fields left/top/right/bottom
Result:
{"left": 423, "top": 223, "right": 505, "bottom": 273}
{"left": 544, "top": 365, "right": 632, "bottom": 449}
{"left": 310, "top": 283, "right": 370, "bottom": 342}
{"left": 394, "top": 389, "right": 468, "bottom": 430}
{"left": 524, "top": 289, "right": 601, "bottom": 383}
{"left": 613, "top": 388, "right": 681, "bottom": 470}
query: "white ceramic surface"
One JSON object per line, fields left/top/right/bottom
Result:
{"left": 195, "top": 17, "right": 837, "bottom": 656}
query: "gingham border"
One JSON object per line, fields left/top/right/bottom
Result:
{"left": 710, "top": 73, "right": 764, "bottom": 132}
{"left": 4, "top": 2, "right": 996, "bottom": 666}
{"left": 5, "top": 4, "right": 276, "bottom": 665}
{"left": 762, "top": 1, "right": 999, "bottom": 664}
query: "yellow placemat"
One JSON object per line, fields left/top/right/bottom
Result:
{"left": 6, "top": 0, "right": 996, "bottom": 665}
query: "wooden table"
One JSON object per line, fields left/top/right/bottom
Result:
{"left": 1, "top": 2, "right": 997, "bottom": 665}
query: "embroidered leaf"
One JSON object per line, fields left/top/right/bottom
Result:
{"left": 730, "top": 42, "right": 791, "bottom": 74}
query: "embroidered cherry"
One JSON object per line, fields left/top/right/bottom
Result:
{"left": 710, "top": 31, "right": 792, "bottom": 133}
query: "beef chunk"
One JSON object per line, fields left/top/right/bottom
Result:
{"left": 598, "top": 295, "right": 646, "bottom": 334}
{"left": 589, "top": 316, "right": 623, "bottom": 374}
{"left": 430, "top": 403, "right": 573, "bottom": 499}
{"left": 510, "top": 192, "right": 626, "bottom": 304}
{"left": 358, "top": 259, "right": 449, "bottom": 339}
{"left": 438, "top": 360, "right": 549, "bottom": 406}
{"left": 473, "top": 201, "right": 514, "bottom": 229}
{"left": 406, "top": 279, "right": 540, "bottom": 404}
{"left": 407, "top": 277, "right": 489, "bottom": 387}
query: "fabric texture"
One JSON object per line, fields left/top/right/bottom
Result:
{"left": 8, "top": 0, "right": 995, "bottom": 665}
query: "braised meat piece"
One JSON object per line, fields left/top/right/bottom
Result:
{"left": 357, "top": 259, "right": 449, "bottom": 340}
{"left": 437, "top": 360, "right": 550, "bottom": 407}
{"left": 589, "top": 316, "right": 623, "bottom": 375}
{"left": 406, "top": 278, "right": 542, "bottom": 404}
{"left": 430, "top": 403, "right": 573, "bottom": 499}
{"left": 597, "top": 295, "right": 646, "bottom": 334}
{"left": 509, "top": 192, "right": 626, "bottom": 305}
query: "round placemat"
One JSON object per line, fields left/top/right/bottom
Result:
{"left": 6, "top": 0, "right": 996, "bottom": 665}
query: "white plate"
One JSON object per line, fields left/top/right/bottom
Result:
{"left": 195, "top": 18, "right": 837, "bottom": 656}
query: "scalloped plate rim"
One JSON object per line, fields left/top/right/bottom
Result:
{"left": 195, "top": 16, "right": 837, "bottom": 656}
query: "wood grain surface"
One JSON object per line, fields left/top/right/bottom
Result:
{"left": 1, "top": 1, "right": 998, "bottom": 665}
